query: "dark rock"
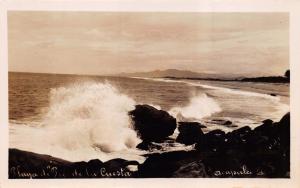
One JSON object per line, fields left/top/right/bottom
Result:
{"left": 254, "top": 119, "right": 274, "bottom": 137}
{"left": 227, "top": 126, "right": 252, "bottom": 142}
{"left": 276, "top": 112, "right": 290, "bottom": 150}
{"left": 138, "top": 150, "right": 203, "bottom": 178}
{"left": 129, "top": 104, "right": 176, "bottom": 141}
{"left": 270, "top": 93, "right": 277, "bottom": 96}
{"left": 9, "top": 148, "right": 72, "bottom": 179}
{"left": 136, "top": 141, "right": 163, "bottom": 151}
{"left": 207, "top": 129, "right": 226, "bottom": 137}
{"left": 211, "top": 119, "right": 233, "bottom": 126}
{"left": 9, "top": 149, "right": 139, "bottom": 178}
{"left": 232, "top": 126, "right": 251, "bottom": 135}
{"left": 85, "top": 159, "right": 104, "bottom": 175}
{"left": 227, "top": 126, "right": 270, "bottom": 153}
{"left": 284, "top": 70, "right": 290, "bottom": 79}
{"left": 136, "top": 141, "right": 150, "bottom": 150}
{"left": 173, "top": 161, "right": 208, "bottom": 177}
{"left": 178, "top": 121, "right": 207, "bottom": 128}
{"left": 176, "top": 122, "right": 205, "bottom": 145}
{"left": 196, "top": 129, "right": 226, "bottom": 152}
{"left": 263, "top": 119, "right": 274, "bottom": 124}
{"left": 224, "top": 120, "right": 233, "bottom": 125}
{"left": 196, "top": 113, "right": 289, "bottom": 178}
{"left": 279, "top": 112, "right": 290, "bottom": 125}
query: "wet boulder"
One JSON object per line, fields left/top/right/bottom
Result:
{"left": 254, "top": 119, "right": 274, "bottom": 137}
{"left": 173, "top": 161, "right": 208, "bottom": 178}
{"left": 176, "top": 122, "right": 205, "bottom": 145}
{"left": 85, "top": 159, "right": 104, "bottom": 175}
{"left": 9, "top": 148, "right": 72, "bottom": 178}
{"left": 210, "top": 119, "right": 233, "bottom": 126}
{"left": 226, "top": 126, "right": 252, "bottom": 146}
{"left": 277, "top": 112, "right": 290, "bottom": 147}
{"left": 137, "top": 151, "right": 199, "bottom": 178}
{"left": 129, "top": 105, "right": 176, "bottom": 141}
{"left": 136, "top": 141, "right": 163, "bottom": 151}
{"left": 196, "top": 129, "right": 226, "bottom": 152}
{"left": 9, "top": 149, "right": 139, "bottom": 178}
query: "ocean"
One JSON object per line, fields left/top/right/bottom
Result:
{"left": 9, "top": 72, "right": 289, "bottom": 163}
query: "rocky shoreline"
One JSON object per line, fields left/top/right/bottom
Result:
{"left": 9, "top": 105, "right": 290, "bottom": 178}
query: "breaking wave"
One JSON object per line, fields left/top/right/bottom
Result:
{"left": 10, "top": 82, "right": 143, "bottom": 162}
{"left": 169, "top": 93, "right": 222, "bottom": 121}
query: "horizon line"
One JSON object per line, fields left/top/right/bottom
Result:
{"left": 8, "top": 69, "right": 288, "bottom": 78}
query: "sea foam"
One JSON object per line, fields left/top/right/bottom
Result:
{"left": 169, "top": 93, "right": 222, "bottom": 121}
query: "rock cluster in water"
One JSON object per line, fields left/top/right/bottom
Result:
{"left": 136, "top": 109, "right": 290, "bottom": 178}
{"left": 9, "top": 104, "right": 290, "bottom": 178}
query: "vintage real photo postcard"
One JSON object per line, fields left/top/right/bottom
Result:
{"left": 1, "top": 0, "right": 300, "bottom": 188}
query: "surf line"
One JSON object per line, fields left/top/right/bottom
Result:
{"left": 132, "top": 77, "right": 279, "bottom": 100}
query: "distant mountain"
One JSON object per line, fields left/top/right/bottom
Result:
{"left": 116, "top": 69, "right": 234, "bottom": 79}
{"left": 115, "top": 69, "right": 290, "bottom": 83}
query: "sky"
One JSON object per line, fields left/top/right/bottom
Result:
{"left": 8, "top": 12, "right": 289, "bottom": 77}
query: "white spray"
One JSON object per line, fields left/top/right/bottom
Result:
{"left": 10, "top": 82, "right": 143, "bottom": 162}
{"left": 169, "top": 93, "right": 222, "bottom": 121}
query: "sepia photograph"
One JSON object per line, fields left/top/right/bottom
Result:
{"left": 7, "top": 11, "right": 290, "bottom": 179}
